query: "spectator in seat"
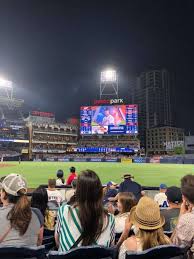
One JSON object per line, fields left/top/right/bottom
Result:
{"left": 115, "top": 192, "right": 136, "bottom": 234}
{"left": 103, "top": 181, "right": 118, "bottom": 204}
{"left": 154, "top": 184, "right": 168, "bottom": 208}
{"left": 0, "top": 174, "right": 43, "bottom": 246}
{"left": 56, "top": 170, "right": 65, "bottom": 186}
{"left": 161, "top": 186, "right": 182, "bottom": 232}
{"left": 55, "top": 170, "right": 115, "bottom": 252}
{"left": 109, "top": 174, "right": 142, "bottom": 202}
{"left": 65, "top": 179, "right": 77, "bottom": 202}
{"left": 66, "top": 166, "right": 77, "bottom": 185}
{"left": 31, "top": 186, "right": 48, "bottom": 218}
{"left": 47, "top": 179, "right": 63, "bottom": 206}
{"left": 171, "top": 174, "right": 194, "bottom": 257}
{"left": 118, "top": 196, "right": 170, "bottom": 259}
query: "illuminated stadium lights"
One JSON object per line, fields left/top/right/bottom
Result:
{"left": 100, "top": 68, "right": 118, "bottom": 99}
{"left": 0, "top": 78, "right": 13, "bottom": 88}
{"left": 101, "top": 69, "right": 117, "bottom": 83}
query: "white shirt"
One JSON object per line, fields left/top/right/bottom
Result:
{"left": 102, "top": 114, "right": 115, "bottom": 126}
{"left": 56, "top": 204, "right": 115, "bottom": 252}
{"left": 47, "top": 189, "right": 63, "bottom": 205}
{"left": 154, "top": 192, "right": 168, "bottom": 207}
{"left": 115, "top": 212, "right": 130, "bottom": 234}
{"left": 56, "top": 178, "right": 65, "bottom": 186}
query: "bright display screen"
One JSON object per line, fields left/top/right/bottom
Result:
{"left": 80, "top": 104, "right": 138, "bottom": 135}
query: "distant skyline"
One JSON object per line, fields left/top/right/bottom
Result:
{"left": 0, "top": 1, "right": 194, "bottom": 132}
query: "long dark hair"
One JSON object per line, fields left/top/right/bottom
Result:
{"left": 75, "top": 170, "right": 106, "bottom": 246}
{"left": 31, "top": 186, "right": 48, "bottom": 217}
{"left": 118, "top": 192, "right": 137, "bottom": 213}
{"left": 6, "top": 189, "right": 32, "bottom": 235}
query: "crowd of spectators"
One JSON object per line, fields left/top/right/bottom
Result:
{"left": 0, "top": 170, "right": 193, "bottom": 258}
{"left": 32, "top": 123, "right": 77, "bottom": 134}
{"left": 33, "top": 134, "right": 77, "bottom": 143}
{"left": 33, "top": 153, "right": 134, "bottom": 161}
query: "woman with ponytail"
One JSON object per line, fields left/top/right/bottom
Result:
{"left": 0, "top": 174, "right": 43, "bottom": 246}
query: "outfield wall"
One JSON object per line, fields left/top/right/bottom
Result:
{"left": 44, "top": 157, "right": 194, "bottom": 164}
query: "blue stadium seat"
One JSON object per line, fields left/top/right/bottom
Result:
{"left": 0, "top": 245, "right": 46, "bottom": 259}
{"left": 125, "top": 245, "right": 187, "bottom": 259}
{"left": 48, "top": 246, "right": 117, "bottom": 259}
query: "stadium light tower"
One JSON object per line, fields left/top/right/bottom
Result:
{"left": 0, "top": 78, "right": 13, "bottom": 100}
{"left": 100, "top": 69, "right": 118, "bottom": 99}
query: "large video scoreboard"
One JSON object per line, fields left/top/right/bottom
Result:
{"left": 80, "top": 104, "right": 138, "bottom": 135}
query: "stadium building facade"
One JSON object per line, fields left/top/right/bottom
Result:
{"left": 146, "top": 126, "right": 184, "bottom": 155}
{"left": 27, "top": 112, "right": 78, "bottom": 160}
{"left": 129, "top": 69, "right": 173, "bottom": 148}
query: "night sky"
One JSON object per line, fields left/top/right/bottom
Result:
{"left": 0, "top": 1, "right": 193, "bottom": 132}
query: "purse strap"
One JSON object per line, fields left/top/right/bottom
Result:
{"left": 70, "top": 234, "right": 83, "bottom": 250}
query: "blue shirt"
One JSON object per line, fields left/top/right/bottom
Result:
{"left": 118, "top": 179, "right": 142, "bottom": 201}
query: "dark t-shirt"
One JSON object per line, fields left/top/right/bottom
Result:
{"left": 118, "top": 179, "right": 142, "bottom": 201}
{"left": 161, "top": 208, "right": 180, "bottom": 232}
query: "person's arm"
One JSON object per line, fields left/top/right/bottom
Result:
{"left": 54, "top": 206, "right": 63, "bottom": 248}
{"left": 171, "top": 199, "right": 193, "bottom": 246}
{"left": 37, "top": 226, "right": 44, "bottom": 246}
{"left": 108, "top": 193, "right": 119, "bottom": 202}
{"left": 107, "top": 203, "right": 116, "bottom": 214}
{"left": 117, "top": 216, "right": 132, "bottom": 248}
{"left": 55, "top": 232, "right": 59, "bottom": 248}
{"left": 109, "top": 116, "right": 114, "bottom": 124}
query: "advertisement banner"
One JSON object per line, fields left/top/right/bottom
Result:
{"left": 90, "top": 158, "right": 103, "bottom": 162}
{"left": 46, "top": 158, "right": 55, "bottom": 162}
{"left": 58, "top": 158, "right": 70, "bottom": 162}
{"left": 121, "top": 158, "right": 132, "bottom": 163}
{"left": 21, "top": 148, "right": 29, "bottom": 154}
{"left": 133, "top": 157, "right": 146, "bottom": 163}
{"left": 103, "top": 158, "right": 120, "bottom": 162}
{"left": 73, "top": 158, "right": 87, "bottom": 162}
{"left": 150, "top": 156, "right": 161, "bottom": 163}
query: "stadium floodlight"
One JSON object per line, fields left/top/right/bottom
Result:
{"left": 0, "top": 78, "right": 13, "bottom": 88}
{"left": 100, "top": 68, "right": 118, "bottom": 99}
{"left": 101, "top": 69, "right": 117, "bottom": 83}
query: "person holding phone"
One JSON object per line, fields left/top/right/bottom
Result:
{"left": 171, "top": 174, "right": 194, "bottom": 257}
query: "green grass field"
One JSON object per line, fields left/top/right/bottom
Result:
{"left": 0, "top": 162, "right": 194, "bottom": 188}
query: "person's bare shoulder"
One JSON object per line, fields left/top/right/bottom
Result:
{"left": 124, "top": 236, "right": 137, "bottom": 251}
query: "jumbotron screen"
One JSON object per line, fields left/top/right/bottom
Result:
{"left": 80, "top": 104, "right": 138, "bottom": 135}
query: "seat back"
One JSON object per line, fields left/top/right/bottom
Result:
{"left": 126, "top": 245, "right": 187, "bottom": 259}
{"left": 0, "top": 245, "right": 46, "bottom": 259}
{"left": 48, "top": 246, "right": 117, "bottom": 259}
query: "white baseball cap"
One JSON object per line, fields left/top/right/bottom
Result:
{"left": 2, "top": 174, "right": 27, "bottom": 196}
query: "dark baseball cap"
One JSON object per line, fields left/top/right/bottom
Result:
{"left": 166, "top": 186, "right": 182, "bottom": 204}
{"left": 159, "top": 183, "right": 167, "bottom": 189}
{"left": 107, "top": 181, "right": 117, "bottom": 187}
{"left": 123, "top": 174, "right": 134, "bottom": 179}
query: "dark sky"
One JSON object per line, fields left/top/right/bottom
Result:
{"left": 0, "top": 0, "right": 194, "bottom": 132}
